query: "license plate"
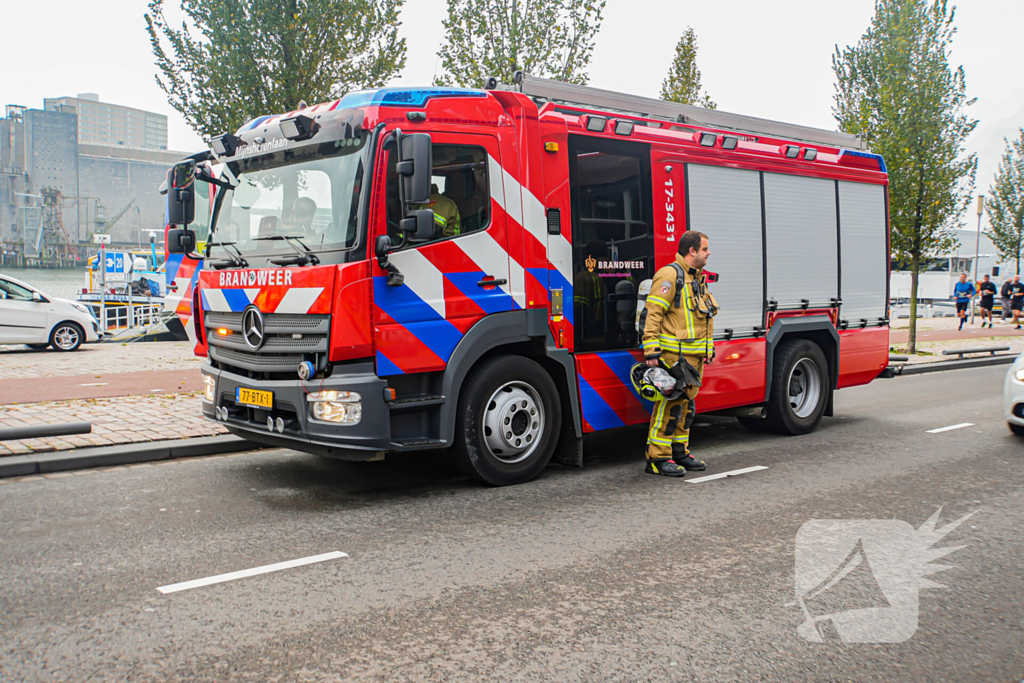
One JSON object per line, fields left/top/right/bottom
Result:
{"left": 236, "top": 387, "right": 273, "bottom": 409}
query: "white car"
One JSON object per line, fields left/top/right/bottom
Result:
{"left": 1004, "top": 353, "right": 1024, "bottom": 436}
{"left": 0, "top": 274, "right": 101, "bottom": 351}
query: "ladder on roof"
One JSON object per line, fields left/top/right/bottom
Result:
{"left": 505, "top": 73, "right": 865, "bottom": 151}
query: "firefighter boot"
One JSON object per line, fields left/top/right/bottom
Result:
{"left": 645, "top": 459, "right": 687, "bottom": 478}
{"left": 672, "top": 446, "right": 707, "bottom": 471}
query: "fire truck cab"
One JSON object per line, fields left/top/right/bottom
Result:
{"left": 165, "top": 74, "right": 890, "bottom": 486}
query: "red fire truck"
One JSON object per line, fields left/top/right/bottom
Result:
{"left": 165, "top": 74, "right": 890, "bottom": 486}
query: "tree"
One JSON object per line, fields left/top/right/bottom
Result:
{"left": 660, "top": 28, "right": 715, "bottom": 109}
{"left": 986, "top": 129, "right": 1024, "bottom": 275}
{"left": 145, "top": 0, "right": 406, "bottom": 142}
{"left": 434, "top": 0, "right": 605, "bottom": 88}
{"left": 833, "top": 0, "right": 977, "bottom": 353}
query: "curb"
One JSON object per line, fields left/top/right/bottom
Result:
{"left": 0, "top": 435, "right": 260, "bottom": 479}
{"left": 890, "top": 353, "right": 1016, "bottom": 376}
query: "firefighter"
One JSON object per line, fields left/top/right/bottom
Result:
{"left": 573, "top": 240, "right": 607, "bottom": 341}
{"left": 641, "top": 230, "right": 717, "bottom": 477}
{"left": 422, "top": 183, "right": 461, "bottom": 238}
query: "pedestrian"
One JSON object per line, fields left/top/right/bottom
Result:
{"left": 977, "top": 274, "right": 997, "bottom": 329}
{"left": 640, "top": 230, "right": 718, "bottom": 477}
{"left": 1001, "top": 277, "right": 1013, "bottom": 321}
{"left": 953, "top": 272, "right": 975, "bottom": 331}
{"left": 1011, "top": 275, "right": 1024, "bottom": 330}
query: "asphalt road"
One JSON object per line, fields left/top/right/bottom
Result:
{"left": 1, "top": 366, "right": 1022, "bottom": 682}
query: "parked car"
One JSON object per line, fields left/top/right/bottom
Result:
{"left": 0, "top": 274, "right": 101, "bottom": 351}
{"left": 1005, "top": 353, "right": 1024, "bottom": 436}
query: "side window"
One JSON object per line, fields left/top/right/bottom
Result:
{"left": 0, "top": 279, "right": 34, "bottom": 301}
{"left": 569, "top": 138, "right": 654, "bottom": 352}
{"left": 385, "top": 143, "right": 489, "bottom": 247}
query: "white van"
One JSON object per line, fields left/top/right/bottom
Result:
{"left": 0, "top": 274, "right": 102, "bottom": 351}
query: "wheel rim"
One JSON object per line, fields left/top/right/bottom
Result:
{"left": 482, "top": 381, "right": 545, "bottom": 464}
{"left": 787, "top": 358, "right": 821, "bottom": 419}
{"left": 54, "top": 326, "right": 79, "bottom": 350}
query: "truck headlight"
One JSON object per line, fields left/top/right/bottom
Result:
{"left": 202, "top": 373, "right": 216, "bottom": 402}
{"left": 1014, "top": 368, "right": 1024, "bottom": 383}
{"left": 307, "top": 390, "right": 362, "bottom": 424}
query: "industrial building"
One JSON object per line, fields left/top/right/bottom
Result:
{"left": 0, "top": 99, "right": 186, "bottom": 267}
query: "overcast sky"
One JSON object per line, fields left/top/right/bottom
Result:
{"left": 2, "top": 0, "right": 1021, "bottom": 227}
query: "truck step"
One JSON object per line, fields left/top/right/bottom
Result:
{"left": 391, "top": 438, "right": 447, "bottom": 450}
{"left": 389, "top": 394, "right": 447, "bottom": 411}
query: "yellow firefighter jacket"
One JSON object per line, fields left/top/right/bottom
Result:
{"left": 642, "top": 254, "right": 718, "bottom": 360}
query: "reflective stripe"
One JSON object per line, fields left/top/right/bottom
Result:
{"left": 648, "top": 399, "right": 671, "bottom": 445}
{"left": 671, "top": 434, "right": 690, "bottom": 442}
{"left": 678, "top": 341, "right": 713, "bottom": 355}
{"left": 647, "top": 295, "right": 671, "bottom": 309}
{"left": 682, "top": 286, "right": 696, "bottom": 337}
{"left": 642, "top": 339, "right": 660, "bottom": 350}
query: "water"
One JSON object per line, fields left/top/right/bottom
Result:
{"left": 0, "top": 267, "right": 89, "bottom": 302}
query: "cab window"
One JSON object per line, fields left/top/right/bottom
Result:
{"left": 385, "top": 144, "right": 489, "bottom": 247}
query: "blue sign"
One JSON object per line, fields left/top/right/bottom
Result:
{"left": 104, "top": 251, "right": 129, "bottom": 282}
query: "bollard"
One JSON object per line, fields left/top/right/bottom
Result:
{"left": 0, "top": 422, "right": 92, "bottom": 442}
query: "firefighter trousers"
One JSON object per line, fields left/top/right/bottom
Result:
{"left": 646, "top": 353, "right": 704, "bottom": 461}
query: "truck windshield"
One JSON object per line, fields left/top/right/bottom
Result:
{"left": 209, "top": 132, "right": 368, "bottom": 260}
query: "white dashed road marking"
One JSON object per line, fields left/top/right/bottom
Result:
{"left": 926, "top": 423, "right": 974, "bottom": 434}
{"left": 157, "top": 551, "right": 348, "bottom": 594}
{"left": 79, "top": 382, "right": 108, "bottom": 387}
{"left": 686, "top": 465, "right": 769, "bottom": 483}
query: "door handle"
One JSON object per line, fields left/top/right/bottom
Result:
{"left": 477, "top": 277, "right": 507, "bottom": 287}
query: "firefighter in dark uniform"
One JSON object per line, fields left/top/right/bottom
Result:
{"left": 641, "top": 230, "right": 717, "bottom": 477}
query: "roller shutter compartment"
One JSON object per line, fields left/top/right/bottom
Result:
{"left": 763, "top": 173, "right": 838, "bottom": 309}
{"left": 686, "top": 164, "right": 764, "bottom": 336}
{"left": 838, "top": 181, "right": 887, "bottom": 326}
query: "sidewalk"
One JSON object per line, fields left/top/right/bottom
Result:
{"left": 0, "top": 341, "right": 227, "bottom": 457}
{"left": 889, "top": 316, "right": 1024, "bottom": 363}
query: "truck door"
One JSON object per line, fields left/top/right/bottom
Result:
{"left": 372, "top": 133, "right": 514, "bottom": 376}
{"left": 567, "top": 135, "right": 655, "bottom": 431}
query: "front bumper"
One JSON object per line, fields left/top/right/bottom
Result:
{"left": 202, "top": 360, "right": 392, "bottom": 459}
{"left": 1005, "top": 364, "right": 1024, "bottom": 427}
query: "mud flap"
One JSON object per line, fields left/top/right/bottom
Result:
{"left": 824, "top": 388, "right": 834, "bottom": 417}
{"left": 550, "top": 416, "right": 583, "bottom": 468}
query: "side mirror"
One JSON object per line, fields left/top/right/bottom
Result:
{"left": 167, "top": 228, "right": 197, "bottom": 255}
{"left": 166, "top": 161, "right": 196, "bottom": 226}
{"left": 401, "top": 209, "right": 436, "bottom": 243}
{"left": 31, "top": 292, "right": 42, "bottom": 303}
{"left": 397, "top": 134, "right": 432, "bottom": 205}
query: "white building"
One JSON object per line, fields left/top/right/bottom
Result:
{"left": 890, "top": 228, "right": 1018, "bottom": 303}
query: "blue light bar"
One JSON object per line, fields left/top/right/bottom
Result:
{"left": 339, "top": 88, "right": 488, "bottom": 109}
{"left": 838, "top": 149, "right": 887, "bottom": 173}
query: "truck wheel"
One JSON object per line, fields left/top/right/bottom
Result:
{"left": 453, "top": 355, "right": 561, "bottom": 486}
{"left": 765, "top": 339, "right": 829, "bottom": 436}
{"left": 50, "top": 322, "right": 84, "bottom": 352}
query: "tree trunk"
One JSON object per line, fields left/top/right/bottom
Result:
{"left": 908, "top": 254, "right": 920, "bottom": 354}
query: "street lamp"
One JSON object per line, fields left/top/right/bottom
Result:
{"left": 971, "top": 194, "right": 984, "bottom": 324}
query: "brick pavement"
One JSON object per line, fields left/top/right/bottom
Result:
{"left": 0, "top": 341, "right": 200, "bottom": 379}
{"left": 0, "top": 393, "right": 226, "bottom": 456}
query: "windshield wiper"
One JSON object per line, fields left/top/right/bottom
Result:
{"left": 255, "top": 235, "right": 320, "bottom": 266}
{"left": 207, "top": 242, "right": 249, "bottom": 269}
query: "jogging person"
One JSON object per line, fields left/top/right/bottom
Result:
{"left": 953, "top": 273, "right": 975, "bottom": 331}
{"left": 1011, "top": 275, "right": 1024, "bottom": 330}
{"left": 978, "top": 274, "right": 997, "bottom": 328}
{"left": 1001, "top": 278, "right": 1014, "bottom": 321}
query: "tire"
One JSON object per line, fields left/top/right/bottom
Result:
{"left": 1009, "top": 423, "right": 1024, "bottom": 437}
{"left": 27, "top": 343, "right": 50, "bottom": 350}
{"left": 764, "top": 339, "right": 829, "bottom": 436}
{"left": 50, "top": 322, "right": 84, "bottom": 352}
{"left": 452, "top": 355, "right": 561, "bottom": 486}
